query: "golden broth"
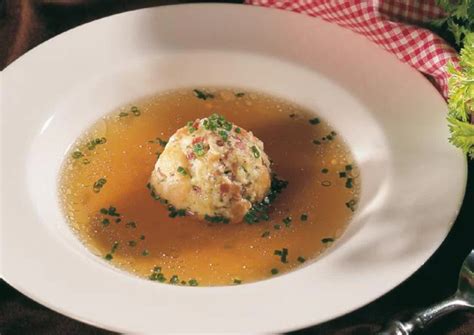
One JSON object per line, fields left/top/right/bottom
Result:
{"left": 59, "top": 88, "right": 360, "bottom": 286}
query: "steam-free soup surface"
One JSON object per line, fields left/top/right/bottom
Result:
{"left": 59, "top": 88, "right": 359, "bottom": 286}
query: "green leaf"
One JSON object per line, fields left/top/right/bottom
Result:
{"left": 448, "top": 116, "right": 474, "bottom": 158}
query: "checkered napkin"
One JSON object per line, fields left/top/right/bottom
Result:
{"left": 245, "top": 0, "right": 459, "bottom": 99}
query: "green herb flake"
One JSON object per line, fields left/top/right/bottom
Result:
{"left": 169, "top": 275, "right": 180, "bottom": 284}
{"left": 140, "top": 235, "right": 145, "bottom": 240}
{"left": 321, "top": 168, "right": 329, "bottom": 174}
{"left": 149, "top": 137, "right": 168, "bottom": 147}
{"left": 300, "top": 214, "right": 308, "bottom": 221}
{"left": 204, "top": 214, "right": 229, "bottom": 224}
{"left": 297, "top": 256, "right": 306, "bottom": 263}
{"left": 251, "top": 146, "right": 260, "bottom": 158}
{"left": 128, "top": 240, "right": 137, "bottom": 247}
{"left": 115, "top": 218, "right": 121, "bottom": 223}
{"left": 233, "top": 278, "right": 242, "bottom": 284}
{"left": 235, "top": 92, "right": 245, "bottom": 97}
{"left": 100, "top": 208, "right": 109, "bottom": 215}
{"left": 101, "top": 218, "right": 110, "bottom": 226}
{"left": 339, "top": 171, "right": 347, "bottom": 178}
{"left": 345, "top": 178, "right": 353, "bottom": 189}
{"left": 274, "top": 224, "right": 281, "bottom": 230}
{"left": 93, "top": 178, "right": 107, "bottom": 193}
{"left": 104, "top": 253, "right": 113, "bottom": 261}
{"left": 149, "top": 267, "right": 166, "bottom": 282}
{"left": 188, "top": 279, "right": 199, "bottom": 286}
{"left": 119, "top": 112, "right": 129, "bottom": 117}
{"left": 235, "top": 127, "right": 241, "bottom": 134}
{"left": 131, "top": 106, "right": 141, "bottom": 116}
{"left": 282, "top": 216, "right": 292, "bottom": 227}
{"left": 87, "top": 137, "right": 107, "bottom": 151}
{"left": 82, "top": 159, "right": 90, "bottom": 165}
{"left": 271, "top": 268, "right": 279, "bottom": 275}
{"left": 193, "top": 143, "right": 206, "bottom": 157}
{"left": 345, "top": 199, "right": 357, "bottom": 212}
{"left": 142, "top": 249, "right": 150, "bottom": 256}
{"left": 187, "top": 121, "right": 197, "bottom": 133}
{"left": 274, "top": 248, "right": 289, "bottom": 263}
{"left": 193, "top": 89, "right": 214, "bottom": 100}
{"left": 313, "top": 140, "right": 321, "bottom": 145}
{"left": 261, "top": 231, "right": 271, "bottom": 238}
{"left": 72, "top": 151, "right": 84, "bottom": 159}
{"left": 345, "top": 164, "right": 353, "bottom": 171}
{"left": 309, "top": 118, "right": 320, "bottom": 125}
{"left": 322, "top": 237, "right": 335, "bottom": 244}
{"left": 218, "top": 130, "right": 229, "bottom": 141}
{"left": 177, "top": 166, "right": 188, "bottom": 176}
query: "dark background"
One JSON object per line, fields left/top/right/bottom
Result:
{"left": 1, "top": 1, "right": 473, "bottom": 334}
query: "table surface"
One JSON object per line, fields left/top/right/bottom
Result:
{"left": 1, "top": 1, "right": 473, "bottom": 334}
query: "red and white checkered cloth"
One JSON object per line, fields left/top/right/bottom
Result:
{"left": 245, "top": 0, "right": 459, "bottom": 99}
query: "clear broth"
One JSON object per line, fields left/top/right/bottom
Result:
{"left": 59, "top": 88, "right": 359, "bottom": 286}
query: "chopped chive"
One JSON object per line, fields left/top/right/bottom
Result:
{"left": 271, "top": 268, "right": 279, "bottom": 275}
{"left": 82, "top": 158, "right": 90, "bottom": 165}
{"left": 218, "top": 130, "right": 229, "bottom": 141}
{"left": 204, "top": 214, "right": 229, "bottom": 224}
{"left": 169, "top": 275, "right": 179, "bottom": 284}
{"left": 142, "top": 249, "right": 149, "bottom": 256}
{"left": 297, "top": 256, "right": 306, "bottom": 263}
{"left": 131, "top": 106, "right": 141, "bottom": 116}
{"left": 274, "top": 224, "right": 281, "bottom": 230}
{"left": 233, "top": 278, "right": 242, "bottom": 284}
{"left": 282, "top": 216, "right": 292, "bottom": 227}
{"left": 274, "top": 248, "right": 288, "bottom": 263}
{"left": 235, "top": 127, "right": 241, "bottom": 133}
{"left": 177, "top": 166, "right": 188, "bottom": 176}
{"left": 180, "top": 280, "right": 187, "bottom": 285}
{"left": 250, "top": 146, "right": 260, "bottom": 158}
{"left": 345, "top": 178, "right": 353, "bottom": 189}
{"left": 345, "top": 199, "right": 357, "bottom": 212}
{"left": 107, "top": 206, "right": 120, "bottom": 217}
{"left": 345, "top": 164, "right": 353, "bottom": 171}
{"left": 104, "top": 253, "right": 113, "bottom": 261}
{"left": 188, "top": 279, "right": 199, "bottom": 286}
{"left": 193, "top": 143, "right": 206, "bottom": 156}
{"left": 93, "top": 178, "right": 107, "bottom": 193}
{"left": 339, "top": 172, "right": 347, "bottom": 178}
{"left": 140, "top": 235, "right": 145, "bottom": 240}
{"left": 321, "top": 168, "right": 329, "bottom": 174}
{"left": 72, "top": 151, "right": 83, "bottom": 159}
{"left": 313, "top": 140, "right": 321, "bottom": 145}
{"left": 149, "top": 267, "right": 166, "bottom": 282}
{"left": 322, "top": 237, "right": 335, "bottom": 243}
{"left": 235, "top": 92, "right": 245, "bottom": 97}
{"left": 193, "top": 89, "right": 214, "bottom": 100}
{"left": 261, "top": 231, "right": 270, "bottom": 238}
{"left": 119, "top": 111, "right": 129, "bottom": 117}
{"left": 300, "top": 214, "right": 308, "bottom": 221}
{"left": 101, "top": 218, "right": 110, "bottom": 226}
{"left": 309, "top": 118, "right": 320, "bottom": 125}
{"left": 100, "top": 208, "right": 108, "bottom": 215}
{"left": 128, "top": 240, "right": 137, "bottom": 247}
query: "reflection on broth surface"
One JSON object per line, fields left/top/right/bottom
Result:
{"left": 59, "top": 88, "right": 360, "bottom": 286}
